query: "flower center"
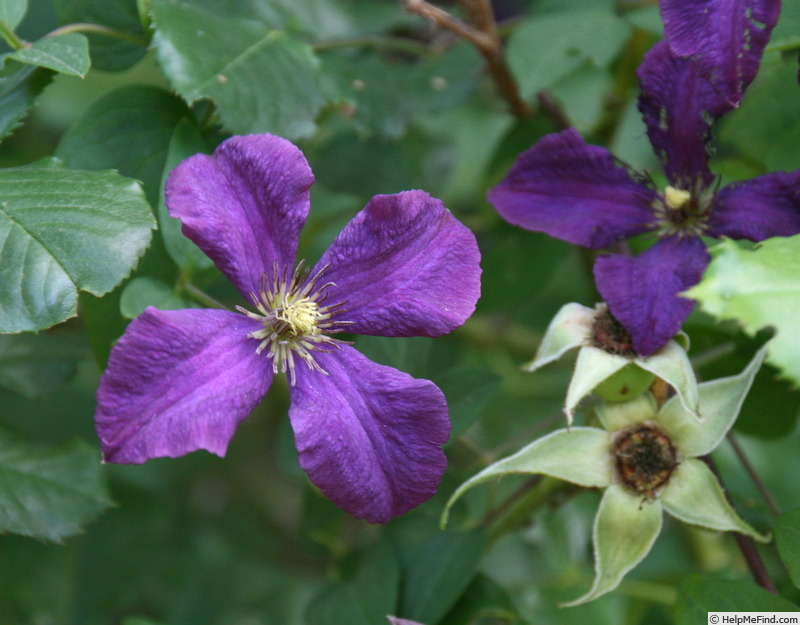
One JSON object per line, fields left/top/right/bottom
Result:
{"left": 591, "top": 305, "right": 637, "bottom": 357}
{"left": 613, "top": 423, "right": 678, "bottom": 498}
{"left": 275, "top": 297, "right": 321, "bottom": 337}
{"left": 652, "top": 183, "right": 715, "bottom": 238}
{"left": 236, "top": 262, "right": 351, "bottom": 384}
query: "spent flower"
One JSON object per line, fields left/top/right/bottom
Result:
{"left": 527, "top": 302, "right": 699, "bottom": 426}
{"left": 443, "top": 345, "right": 769, "bottom": 605}
{"left": 489, "top": 0, "right": 800, "bottom": 355}
{"left": 95, "top": 134, "right": 481, "bottom": 524}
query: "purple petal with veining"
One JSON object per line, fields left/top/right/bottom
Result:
{"left": 708, "top": 170, "right": 800, "bottom": 240}
{"left": 660, "top": 0, "right": 780, "bottom": 107}
{"left": 314, "top": 190, "right": 481, "bottom": 337}
{"left": 594, "top": 236, "right": 710, "bottom": 356}
{"left": 488, "top": 128, "right": 656, "bottom": 249}
{"left": 165, "top": 134, "right": 313, "bottom": 299}
{"left": 638, "top": 41, "right": 723, "bottom": 189}
{"left": 96, "top": 307, "right": 273, "bottom": 463}
{"left": 288, "top": 346, "right": 449, "bottom": 524}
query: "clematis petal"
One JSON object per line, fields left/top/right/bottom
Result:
{"left": 594, "top": 236, "right": 710, "bottom": 356}
{"left": 314, "top": 190, "right": 481, "bottom": 337}
{"left": 637, "top": 41, "right": 721, "bottom": 188}
{"left": 165, "top": 134, "right": 313, "bottom": 299}
{"left": 522, "top": 302, "right": 595, "bottom": 372}
{"left": 288, "top": 345, "right": 450, "bottom": 524}
{"left": 661, "top": 458, "right": 769, "bottom": 542}
{"left": 660, "top": 0, "right": 780, "bottom": 108}
{"left": 96, "top": 307, "right": 273, "bottom": 463}
{"left": 708, "top": 171, "right": 800, "bottom": 241}
{"left": 657, "top": 344, "right": 767, "bottom": 457}
{"left": 487, "top": 128, "right": 656, "bottom": 249}
{"left": 442, "top": 427, "right": 612, "bottom": 526}
{"left": 562, "top": 485, "right": 663, "bottom": 607}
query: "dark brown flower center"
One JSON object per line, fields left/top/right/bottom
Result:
{"left": 613, "top": 423, "right": 678, "bottom": 498}
{"left": 591, "top": 305, "right": 636, "bottom": 356}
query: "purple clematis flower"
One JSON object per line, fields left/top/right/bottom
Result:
{"left": 489, "top": 0, "right": 800, "bottom": 356}
{"left": 95, "top": 134, "right": 481, "bottom": 524}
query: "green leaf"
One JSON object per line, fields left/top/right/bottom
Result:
{"left": 0, "top": 61, "right": 52, "bottom": 142}
{"left": 119, "top": 276, "right": 193, "bottom": 319}
{"left": 400, "top": 529, "right": 485, "bottom": 625}
{"left": 0, "top": 166, "right": 155, "bottom": 333}
{"left": 437, "top": 365, "right": 500, "bottom": 439}
{"left": 306, "top": 542, "right": 400, "bottom": 625}
{"left": 151, "top": 0, "right": 323, "bottom": 140}
{"left": 9, "top": 33, "right": 90, "bottom": 77}
{"left": 675, "top": 576, "right": 799, "bottom": 623}
{"left": 0, "top": 0, "right": 27, "bottom": 31}
{"left": 0, "top": 430, "right": 111, "bottom": 542}
{"left": 0, "top": 333, "right": 84, "bottom": 397}
{"left": 718, "top": 58, "right": 800, "bottom": 172}
{"left": 54, "top": 0, "right": 147, "bottom": 72}
{"left": 439, "top": 573, "right": 522, "bottom": 625}
{"left": 775, "top": 508, "right": 800, "bottom": 589}
{"left": 507, "top": 8, "right": 630, "bottom": 99}
{"left": 355, "top": 335, "right": 433, "bottom": 379}
{"left": 767, "top": 0, "right": 800, "bottom": 51}
{"left": 56, "top": 85, "right": 191, "bottom": 205}
{"left": 157, "top": 118, "right": 214, "bottom": 271}
{"left": 320, "top": 43, "right": 480, "bottom": 138}
{"left": 687, "top": 236, "right": 800, "bottom": 385}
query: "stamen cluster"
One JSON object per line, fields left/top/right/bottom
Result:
{"left": 652, "top": 183, "right": 715, "bottom": 238}
{"left": 237, "top": 262, "right": 351, "bottom": 384}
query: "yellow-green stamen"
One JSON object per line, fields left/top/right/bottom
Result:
{"left": 236, "top": 262, "right": 351, "bottom": 385}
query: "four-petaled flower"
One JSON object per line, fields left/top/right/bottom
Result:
{"left": 488, "top": 0, "right": 800, "bottom": 356}
{"left": 95, "top": 134, "right": 481, "bottom": 524}
{"left": 443, "top": 346, "right": 769, "bottom": 605}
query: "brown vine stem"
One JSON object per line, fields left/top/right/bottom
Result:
{"left": 400, "top": 0, "right": 532, "bottom": 119}
{"left": 726, "top": 432, "right": 782, "bottom": 517}
{"left": 702, "top": 455, "right": 777, "bottom": 593}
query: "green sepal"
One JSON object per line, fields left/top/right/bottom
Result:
{"left": 593, "top": 363, "right": 656, "bottom": 402}
{"left": 566, "top": 346, "right": 628, "bottom": 425}
{"left": 657, "top": 343, "right": 767, "bottom": 457}
{"left": 595, "top": 393, "right": 658, "bottom": 432}
{"left": 660, "top": 458, "right": 769, "bottom": 542}
{"left": 522, "top": 302, "right": 593, "bottom": 372}
{"left": 442, "top": 427, "right": 611, "bottom": 527}
{"left": 633, "top": 338, "right": 699, "bottom": 421}
{"left": 561, "top": 485, "right": 662, "bottom": 607}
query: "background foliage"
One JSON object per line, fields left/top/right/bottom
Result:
{"left": 1, "top": 0, "right": 800, "bottom": 623}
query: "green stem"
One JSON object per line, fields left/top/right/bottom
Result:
{"left": 616, "top": 578, "right": 678, "bottom": 606}
{"left": 46, "top": 23, "right": 149, "bottom": 47}
{"left": 483, "top": 476, "right": 569, "bottom": 543}
{"left": 0, "top": 20, "right": 25, "bottom": 50}
{"left": 703, "top": 455, "right": 777, "bottom": 593}
{"left": 180, "top": 282, "right": 231, "bottom": 311}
